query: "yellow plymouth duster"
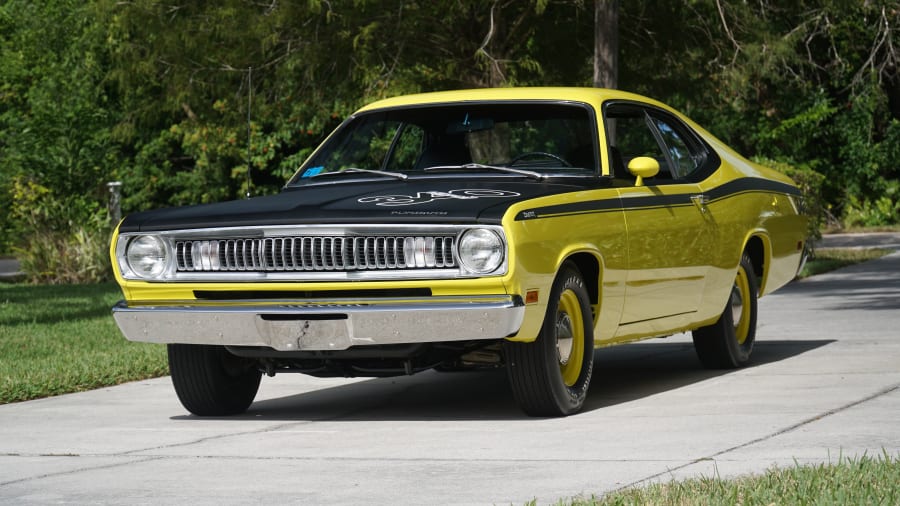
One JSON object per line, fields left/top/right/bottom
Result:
{"left": 111, "top": 88, "right": 808, "bottom": 417}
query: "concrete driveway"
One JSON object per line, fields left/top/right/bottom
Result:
{"left": 1, "top": 249, "right": 899, "bottom": 505}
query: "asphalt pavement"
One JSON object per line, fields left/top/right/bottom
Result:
{"left": 0, "top": 258, "right": 22, "bottom": 283}
{"left": 1, "top": 235, "right": 899, "bottom": 505}
{"left": 815, "top": 231, "right": 900, "bottom": 250}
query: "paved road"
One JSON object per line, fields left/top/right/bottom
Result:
{"left": 1, "top": 248, "right": 899, "bottom": 504}
{"left": 816, "top": 231, "right": 900, "bottom": 250}
{"left": 0, "top": 258, "right": 22, "bottom": 282}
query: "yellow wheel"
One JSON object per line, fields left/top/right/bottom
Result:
{"left": 556, "top": 288, "right": 586, "bottom": 386}
{"left": 732, "top": 266, "right": 753, "bottom": 345}
{"left": 692, "top": 253, "right": 758, "bottom": 368}
{"left": 505, "top": 262, "right": 594, "bottom": 416}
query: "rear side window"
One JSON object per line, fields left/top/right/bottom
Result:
{"left": 651, "top": 117, "right": 698, "bottom": 179}
{"left": 603, "top": 102, "right": 715, "bottom": 184}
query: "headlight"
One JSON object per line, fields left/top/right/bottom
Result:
{"left": 125, "top": 235, "right": 169, "bottom": 279}
{"left": 458, "top": 228, "right": 504, "bottom": 274}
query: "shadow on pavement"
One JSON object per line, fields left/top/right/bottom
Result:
{"left": 782, "top": 252, "right": 900, "bottom": 311}
{"left": 585, "top": 339, "right": 834, "bottom": 410}
{"left": 173, "top": 338, "right": 834, "bottom": 422}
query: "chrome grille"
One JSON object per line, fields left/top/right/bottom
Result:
{"left": 175, "top": 235, "right": 457, "bottom": 273}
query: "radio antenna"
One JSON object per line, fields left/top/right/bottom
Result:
{"left": 245, "top": 66, "right": 253, "bottom": 199}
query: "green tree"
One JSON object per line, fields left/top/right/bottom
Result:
{"left": 616, "top": 0, "right": 899, "bottom": 224}
{"left": 98, "top": 0, "right": 591, "bottom": 211}
{"left": 98, "top": 0, "right": 352, "bottom": 209}
{"left": 3, "top": 0, "right": 898, "bottom": 277}
{"left": 0, "top": 0, "right": 118, "bottom": 278}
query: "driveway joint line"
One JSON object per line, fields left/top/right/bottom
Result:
{"left": 117, "top": 419, "right": 319, "bottom": 456}
{"left": 617, "top": 382, "right": 900, "bottom": 492}
{"left": 118, "top": 382, "right": 423, "bottom": 456}
{"left": 0, "top": 455, "right": 164, "bottom": 488}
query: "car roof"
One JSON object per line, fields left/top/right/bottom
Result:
{"left": 355, "top": 87, "right": 669, "bottom": 113}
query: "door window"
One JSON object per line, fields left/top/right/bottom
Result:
{"left": 604, "top": 103, "right": 713, "bottom": 184}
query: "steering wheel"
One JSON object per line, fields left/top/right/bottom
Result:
{"left": 508, "top": 151, "right": 572, "bottom": 167}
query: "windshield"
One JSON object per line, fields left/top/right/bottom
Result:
{"left": 287, "top": 102, "right": 598, "bottom": 185}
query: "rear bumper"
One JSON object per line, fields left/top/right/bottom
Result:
{"left": 112, "top": 295, "right": 525, "bottom": 351}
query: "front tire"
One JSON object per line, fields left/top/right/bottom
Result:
{"left": 505, "top": 262, "right": 594, "bottom": 416}
{"left": 168, "top": 344, "right": 261, "bottom": 416}
{"left": 692, "top": 253, "right": 758, "bottom": 368}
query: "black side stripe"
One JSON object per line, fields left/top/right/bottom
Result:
{"left": 515, "top": 177, "right": 801, "bottom": 221}
{"left": 706, "top": 177, "right": 801, "bottom": 200}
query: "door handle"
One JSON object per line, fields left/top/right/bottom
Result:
{"left": 690, "top": 194, "right": 709, "bottom": 212}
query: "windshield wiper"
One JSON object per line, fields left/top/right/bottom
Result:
{"left": 423, "top": 163, "right": 544, "bottom": 180}
{"left": 312, "top": 168, "right": 408, "bottom": 180}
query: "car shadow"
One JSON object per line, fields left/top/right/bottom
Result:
{"left": 172, "top": 338, "right": 834, "bottom": 422}
{"left": 583, "top": 338, "right": 833, "bottom": 411}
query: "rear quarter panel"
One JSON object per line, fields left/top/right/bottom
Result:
{"left": 694, "top": 142, "right": 808, "bottom": 323}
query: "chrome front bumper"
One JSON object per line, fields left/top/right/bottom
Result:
{"left": 112, "top": 296, "right": 525, "bottom": 351}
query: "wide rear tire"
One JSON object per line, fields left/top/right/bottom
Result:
{"left": 505, "top": 262, "right": 594, "bottom": 416}
{"left": 168, "top": 344, "right": 261, "bottom": 416}
{"left": 692, "top": 253, "right": 758, "bottom": 368}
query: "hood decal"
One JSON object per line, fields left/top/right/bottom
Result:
{"left": 358, "top": 188, "right": 521, "bottom": 207}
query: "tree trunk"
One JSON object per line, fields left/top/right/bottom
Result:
{"left": 593, "top": 0, "right": 619, "bottom": 89}
{"left": 886, "top": 73, "right": 900, "bottom": 122}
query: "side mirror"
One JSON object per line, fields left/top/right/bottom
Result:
{"left": 627, "top": 156, "right": 660, "bottom": 187}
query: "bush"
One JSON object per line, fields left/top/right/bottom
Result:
{"left": 842, "top": 180, "right": 900, "bottom": 228}
{"left": 14, "top": 223, "right": 112, "bottom": 285}
{"left": 9, "top": 176, "right": 112, "bottom": 284}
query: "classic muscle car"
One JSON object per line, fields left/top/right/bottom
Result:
{"left": 111, "top": 87, "right": 808, "bottom": 417}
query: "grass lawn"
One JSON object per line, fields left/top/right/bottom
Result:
{"left": 0, "top": 282, "right": 167, "bottom": 404}
{"left": 552, "top": 454, "right": 900, "bottom": 505}
{"left": 798, "top": 247, "right": 892, "bottom": 278}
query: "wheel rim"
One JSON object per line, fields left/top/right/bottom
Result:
{"left": 731, "top": 267, "right": 752, "bottom": 344}
{"left": 556, "top": 288, "right": 585, "bottom": 386}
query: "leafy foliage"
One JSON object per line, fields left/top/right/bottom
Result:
{"left": 0, "top": 0, "right": 118, "bottom": 276}
{"left": 631, "top": 1, "right": 900, "bottom": 222}
{"left": 1, "top": 0, "right": 898, "bottom": 281}
{"left": 8, "top": 176, "right": 111, "bottom": 284}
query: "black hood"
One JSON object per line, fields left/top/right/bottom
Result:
{"left": 119, "top": 178, "right": 599, "bottom": 232}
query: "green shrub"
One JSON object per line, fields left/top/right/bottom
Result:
{"left": 9, "top": 176, "right": 112, "bottom": 284}
{"left": 14, "top": 223, "right": 111, "bottom": 285}
{"left": 843, "top": 180, "right": 900, "bottom": 228}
